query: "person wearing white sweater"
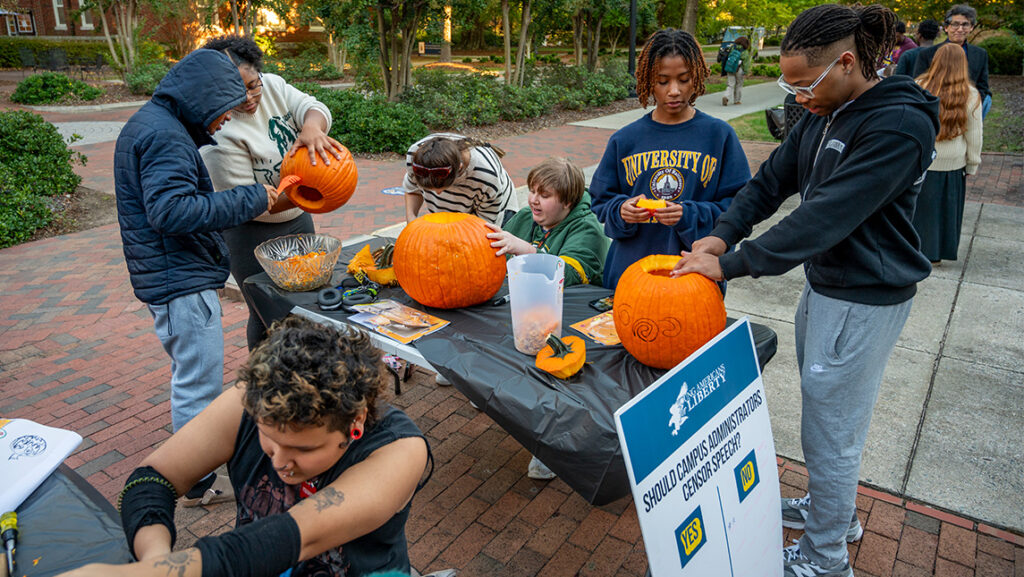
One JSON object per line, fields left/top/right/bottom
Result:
{"left": 912, "top": 43, "right": 983, "bottom": 263}
{"left": 199, "top": 35, "right": 344, "bottom": 350}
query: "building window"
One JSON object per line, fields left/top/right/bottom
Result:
{"left": 18, "top": 13, "right": 35, "bottom": 33}
{"left": 80, "top": 5, "right": 93, "bottom": 30}
{"left": 52, "top": 0, "right": 66, "bottom": 30}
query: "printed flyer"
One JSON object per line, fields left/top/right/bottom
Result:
{"left": 0, "top": 418, "right": 82, "bottom": 512}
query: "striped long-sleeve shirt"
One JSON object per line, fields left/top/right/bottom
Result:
{"left": 402, "top": 133, "right": 519, "bottom": 224}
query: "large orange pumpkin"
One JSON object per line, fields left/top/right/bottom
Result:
{"left": 393, "top": 212, "right": 505, "bottom": 309}
{"left": 613, "top": 255, "right": 726, "bottom": 369}
{"left": 277, "top": 145, "right": 358, "bottom": 214}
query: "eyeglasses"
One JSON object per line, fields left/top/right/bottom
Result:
{"left": 777, "top": 55, "right": 843, "bottom": 99}
{"left": 245, "top": 73, "right": 263, "bottom": 97}
{"left": 410, "top": 163, "right": 453, "bottom": 179}
{"left": 945, "top": 21, "right": 973, "bottom": 29}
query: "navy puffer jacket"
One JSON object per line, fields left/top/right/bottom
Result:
{"left": 114, "top": 49, "right": 268, "bottom": 305}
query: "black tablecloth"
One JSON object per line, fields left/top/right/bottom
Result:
{"left": 245, "top": 249, "right": 777, "bottom": 505}
{"left": 16, "top": 464, "right": 132, "bottom": 575}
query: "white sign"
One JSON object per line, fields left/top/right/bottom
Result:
{"left": 0, "top": 418, "right": 82, "bottom": 512}
{"left": 615, "top": 319, "right": 782, "bottom": 577}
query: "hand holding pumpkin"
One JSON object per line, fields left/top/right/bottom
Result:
{"left": 263, "top": 184, "right": 282, "bottom": 213}
{"left": 620, "top": 195, "right": 656, "bottom": 224}
{"left": 690, "top": 236, "right": 728, "bottom": 256}
{"left": 288, "top": 124, "right": 345, "bottom": 167}
{"left": 671, "top": 251, "right": 724, "bottom": 281}
{"left": 485, "top": 223, "right": 536, "bottom": 257}
{"left": 651, "top": 201, "right": 683, "bottom": 227}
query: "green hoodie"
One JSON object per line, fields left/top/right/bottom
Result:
{"left": 503, "top": 191, "right": 611, "bottom": 287}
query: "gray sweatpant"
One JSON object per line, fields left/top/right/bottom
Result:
{"left": 794, "top": 282, "right": 912, "bottom": 568}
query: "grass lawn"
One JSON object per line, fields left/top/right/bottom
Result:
{"left": 982, "top": 92, "right": 1022, "bottom": 153}
{"left": 705, "top": 77, "right": 766, "bottom": 94}
{"left": 727, "top": 110, "right": 778, "bottom": 142}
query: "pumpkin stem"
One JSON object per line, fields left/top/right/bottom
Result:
{"left": 277, "top": 174, "right": 302, "bottom": 193}
{"left": 545, "top": 334, "right": 572, "bottom": 358}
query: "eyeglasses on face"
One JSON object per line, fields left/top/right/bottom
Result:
{"left": 410, "top": 163, "right": 453, "bottom": 179}
{"left": 246, "top": 73, "right": 264, "bottom": 97}
{"left": 777, "top": 54, "right": 843, "bottom": 99}
{"left": 945, "top": 20, "right": 973, "bottom": 29}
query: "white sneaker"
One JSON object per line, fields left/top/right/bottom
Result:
{"left": 181, "top": 473, "right": 234, "bottom": 507}
{"left": 528, "top": 456, "right": 556, "bottom": 480}
{"left": 783, "top": 543, "right": 853, "bottom": 577}
{"left": 435, "top": 374, "right": 451, "bottom": 386}
{"left": 781, "top": 493, "right": 863, "bottom": 542}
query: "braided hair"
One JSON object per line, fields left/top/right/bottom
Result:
{"left": 410, "top": 135, "right": 506, "bottom": 189}
{"left": 781, "top": 4, "right": 897, "bottom": 80}
{"left": 635, "top": 28, "right": 709, "bottom": 108}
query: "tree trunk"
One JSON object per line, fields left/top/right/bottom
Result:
{"left": 586, "top": 12, "right": 602, "bottom": 72}
{"left": 374, "top": 6, "right": 392, "bottom": 98}
{"left": 681, "top": 0, "right": 698, "bottom": 36}
{"left": 512, "top": 0, "right": 531, "bottom": 86}
{"left": 439, "top": 4, "right": 452, "bottom": 62}
{"left": 572, "top": 12, "right": 584, "bottom": 66}
{"left": 97, "top": 4, "right": 124, "bottom": 73}
{"left": 230, "top": 0, "right": 240, "bottom": 34}
{"left": 501, "top": 0, "right": 511, "bottom": 85}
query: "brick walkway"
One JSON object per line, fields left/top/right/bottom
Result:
{"left": 1, "top": 108, "right": 1021, "bottom": 575}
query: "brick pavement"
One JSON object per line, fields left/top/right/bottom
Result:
{"left": 1, "top": 107, "right": 1021, "bottom": 575}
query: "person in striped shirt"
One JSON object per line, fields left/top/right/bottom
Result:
{"left": 402, "top": 133, "right": 520, "bottom": 225}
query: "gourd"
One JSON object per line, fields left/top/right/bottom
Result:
{"left": 393, "top": 212, "right": 505, "bottom": 309}
{"left": 636, "top": 198, "right": 667, "bottom": 215}
{"left": 613, "top": 255, "right": 726, "bottom": 369}
{"left": 535, "top": 334, "right": 586, "bottom": 379}
{"left": 347, "top": 244, "right": 398, "bottom": 286}
{"left": 277, "top": 145, "right": 358, "bottom": 214}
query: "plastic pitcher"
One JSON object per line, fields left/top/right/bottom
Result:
{"left": 507, "top": 253, "right": 565, "bottom": 354}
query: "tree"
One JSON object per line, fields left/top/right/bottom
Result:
{"left": 373, "top": 0, "right": 428, "bottom": 99}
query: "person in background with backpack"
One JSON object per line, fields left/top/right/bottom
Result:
{"left": 722, "top": 36, "right": 751, "bottom": 106}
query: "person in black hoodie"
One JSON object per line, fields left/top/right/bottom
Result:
{"left": 672, "top": 5, "right": 938, "bottom": 577}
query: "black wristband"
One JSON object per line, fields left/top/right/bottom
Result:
{"left": 195, "top": 513, "right": 302, "bottom": 577}
{"left": 119, "top": 466, "right": 178, "bottom": 560}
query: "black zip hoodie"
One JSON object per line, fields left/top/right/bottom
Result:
{"left": 713, "top": 75, "right": 939, "bottom": 305}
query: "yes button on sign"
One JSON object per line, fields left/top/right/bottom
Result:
{"left": 675, "top": 506, "right": 707, "bottom": 569}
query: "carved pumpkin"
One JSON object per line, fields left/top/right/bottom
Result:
{"left": 613, "top": 255, "right": 726, "bottom": 369}
{"left": 393, "top": 212, "right": 506, "bottom": 309}
{"left": 277, "top": 145, "right": 358, "bottom": 214}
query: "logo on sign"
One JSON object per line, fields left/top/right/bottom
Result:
{"left": 668, "top": 381, "right": 689, "bottom": 435}
{"left": 733, "top": 449, "right": 760, "bottom": 503}
{"left": 675, "top": 506, "right": 707, "bottom": 568}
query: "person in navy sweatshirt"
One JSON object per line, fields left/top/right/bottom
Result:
{"left": 589, "top": 28, "right": 750, "bottom": 290}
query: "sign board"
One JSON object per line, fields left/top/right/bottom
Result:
{"left": 615, "top": 319, "right": 782, "bottom": 577}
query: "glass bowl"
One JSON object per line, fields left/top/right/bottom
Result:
{"left": 254, "top": 233, "right": 342, "bottom": 292}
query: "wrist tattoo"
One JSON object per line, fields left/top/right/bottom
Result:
{"left": 313, "top": 486, "right": 346, "bottom": 513}
{"left": 153, "top": 550, "right": 196, "bottom": 577}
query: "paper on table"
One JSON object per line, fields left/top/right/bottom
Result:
{"left": 571, "top": 311, "right": 620, "bottom": 345}
{"left": 349, "top": 299, "right": 449, "bottom": 345}
{"left": 0, "top": 419, "right": 82, "bottom": 513}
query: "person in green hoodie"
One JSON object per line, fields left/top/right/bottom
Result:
{"left": 486, "top": 157, "right": 610, "bottom": 288}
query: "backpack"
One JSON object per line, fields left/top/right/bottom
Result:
{"left": 724, "top": 47, "right": 743, "bottom": 74}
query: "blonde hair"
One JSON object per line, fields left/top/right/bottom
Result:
{"left": 527, "top": 157, "right": 585, "bottom": 207}
{"left": 916, "top": 43, "right": 977, "bottom": 141}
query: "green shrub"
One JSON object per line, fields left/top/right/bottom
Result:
{"left": 764, "top": 34, "right": 783, "bottom": 47}
{"left": 11, "top": 72, "right": 103, "bottom": 104}
{"left": 750, "top": 63, "right": 781, "bottom": 77}
{"left": 400, "top": 68, "right": 503, "bottom": 127}
{"left": 301, "top": 85, "right": 429, "bottom": 153}
{"left": 265, "top": 46, "right": 343, "bottom": 81}
{"left": 462, "top": 57, "right": 474, "bottom": 63}
{"left": 709, "top": 62, "right": 722, "bottom": 75}
{"left": 126, "top": 62, "right": 171, "bottom": 95}
{"left": 755, "top": 54, "right": 780, "bottom": 63}
{"left": 0, "top": 37, "right": 109, "bottom": 68}
{"left": 0, "top": 110, "right": 86, "bottom": 248}
{"left": 980, "top": 34, "right": 1023, "bottom": 75}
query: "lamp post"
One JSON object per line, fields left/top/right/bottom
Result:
{"left": 628, "top": 0, "right": 637, "bottom": 97}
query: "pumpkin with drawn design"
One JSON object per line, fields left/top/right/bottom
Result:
{"left": 613, "top": 254, "right": 726, "bottom": 369}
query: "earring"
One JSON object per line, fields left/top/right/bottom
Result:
{"left": 349, "top": 427, "right": 363, "bottom": 440}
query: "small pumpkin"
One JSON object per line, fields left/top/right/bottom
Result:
{"left": 393, "top": 212, "right": 506, "bottom": 309}
{"left": 535, "top": 334, "right": 586, "bottom": 379}
{"left": 613, "top": 254, "right": 726, "bottom": 369}
{"left": 277, "top": 145, "right": 358, "bottom": 214}
{"left": 636, "top": 198, "right": 667, "bottom": 215}
{"left": 347, "top": 244, "right": 398, "bottom": 286}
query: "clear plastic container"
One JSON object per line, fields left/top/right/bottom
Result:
{"left": 507, "top": 253, "right": 565, "bottom": 354}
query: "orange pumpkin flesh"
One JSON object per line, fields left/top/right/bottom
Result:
{"left": 278, "top": 145, "right": 358, "bottom": 214}
{"left": 347, "top": 245, "right": 398, "bottom": 286}
{"left": 613, "top": 254, "right": 726, "bottom": 369}
{"left": 393, "top": 212, "right": 506, "bottom": 309}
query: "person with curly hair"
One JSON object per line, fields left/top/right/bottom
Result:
{"left": 401, "top": 132, "right": 519, "bottom": 226}
{"left": 673, "top": 4, "right": 938, "bottom": 576}
{"left": 199, "top": 35, "right": 344, "bottom": 353}
{"left": 589, "top": 28, "right": 750, "bottom": 289}
{"left": 61, "top": 316, "right": 431, "bottom": 577}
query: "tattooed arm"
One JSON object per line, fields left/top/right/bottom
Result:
{"left": 287, "top": 436, "right": 428, "bottom": 562}
{"left": 57, "top": 549, "right": 202, "bottom": 577}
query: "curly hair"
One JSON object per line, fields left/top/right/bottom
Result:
{"left": 200, "top": 35, "right": 264, "bottom": 73}
{"left": 635, "top": 28, "right": 709, "bottom": 108}
{"left": 237, "top": 316, "right": 386, "bottom": 433}
{"left": 410, "top": 135, "right": 505, "bottom": 189}
{"left": 916, "top": 43, "right": 977, "bottom": 141}
{"left": 781, "top": 4, "right": 897, "bottom": 80}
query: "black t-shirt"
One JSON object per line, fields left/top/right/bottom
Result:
{"left": 228, "top": 406, "right": 428, "bottom": 577}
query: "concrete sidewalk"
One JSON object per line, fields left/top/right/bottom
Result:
{"left": 1, "top": 90, "right": 1022, "bottom": 576}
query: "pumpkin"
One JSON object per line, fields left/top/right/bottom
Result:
{"left": 347, "top": 244, "right": 398, "bottom": 286}
{"left": 613, "top": 254, "right": 726, "bottom": 369}
{"left": 636, "top": 198, "right": 667, "bottom": 215}
{"left": 393, "top": 212, "right": 506, "bottom": 309}
{"left": 535, "top": 334, "right": 586, "bottom": 379}
{"left": 277, "top": 145, "right": 358, "bottom": 214}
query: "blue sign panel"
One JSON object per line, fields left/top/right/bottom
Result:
{"left": 675, "top": 506, "right": 708, "bottom": 569}
{"left": 733, "top": 449, "right": 760, "bottom": 503}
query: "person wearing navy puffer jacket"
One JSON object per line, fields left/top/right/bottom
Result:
{"left": 114, "top": 48, "right": 283, "bottom": 505}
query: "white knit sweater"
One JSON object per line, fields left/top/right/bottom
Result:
{"left": 200, "top": 73, "right": 333, "bottom": 223}
{"left": 926, "top": 86, "right": 982, "bottom": 175}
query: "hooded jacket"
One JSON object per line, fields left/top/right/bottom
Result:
{"left": 114, "top": 49, "right": 269, "bottom": 305}
{"left": 503, "top": 191, "right": 611, "bottom": 287}
{"left": 713, "top": 75, "right": 939, "bottom": 305}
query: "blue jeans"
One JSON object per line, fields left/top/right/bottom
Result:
{"left": 148, "top": 290, "right": 225, "bottom": 432}
{"left": 794, "top": 283, "right": 912, "bottom": 568}
{"left": 982, "top": 94, "right": 991, "bottom": 119}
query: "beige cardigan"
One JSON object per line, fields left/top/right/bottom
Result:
{"left": 925, "top": 86, "right": 982, "bottom": 175}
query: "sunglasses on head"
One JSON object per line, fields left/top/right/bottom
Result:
{"left": 411, "top": 163, "right": 453, "bottom": 179}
